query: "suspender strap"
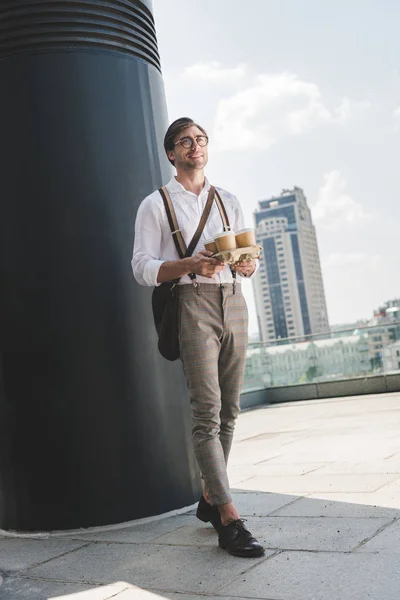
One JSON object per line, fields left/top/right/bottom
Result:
{"left": 159, "top": 185, "right": 216, "bottom": 258}
{"left": 159, "top": 184, "right": 236, "bottom": 289}
{"left": 159, "top": 186, "right": 186, "bottom": 259}
{"left": 214, "top": 189, "right": 236, "bottom": 290}
{"left": 186, "top": 185, "right": 216, "bottom": 256}
{"left": 214, "top": 189, "right": 231, "bottom": 231}
{"left": 159, "top": 185, "right": 215, "bottom": 284}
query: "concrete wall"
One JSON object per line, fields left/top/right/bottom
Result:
{"left": 240, "top": 373, "right": 400, "bottom": 408}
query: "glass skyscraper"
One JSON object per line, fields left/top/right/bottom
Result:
{"left": 253, "top": 187, "right": 329, "bottom": 343}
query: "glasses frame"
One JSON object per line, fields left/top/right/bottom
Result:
{"left": 173, "top": 135, "right": 209, "bottom": 149}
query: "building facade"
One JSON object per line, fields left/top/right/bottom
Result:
{"left": 244, "top": 334, "right": 370, "bottom": 389}
{"left": 367, "top": 299, "right": 400, "bottom": 369}
{"left": 383, "top": 340, "right": 400, "bottom": 373}
{"left": 253, "top": 187, "right": 329, "bottom": 343}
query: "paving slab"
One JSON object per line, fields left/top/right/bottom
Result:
{"left": 65, "top": 515, "right": 194, "bottom": 544}
{"left": 231, "top": 491, "right": 298, "bottom": 516}
{"left": 252, "top": 461, "right": 325, "bottom": 476}
{"left": 151, "top": 515, "right": 390, "bottom": 552}
{"left": 273, "top": 492, "right": 400, "bottom": 518}
{"left": 24, "top": 542, "right": 275, "bottom": 595}
{"left": 310, "top": 456, "right": 400, "bottom": 475}
{"left": 263, "top": 444, "right": 399, "bottom": 463}
{"left": 0, "top": 578, "right": 129, "bottom": 600}
{"left": 116, "top": 592, "right": 275, "bottom": 600}
{"left": 374, "top": 477, "right": 400, "bottom": 494}
{"left": 2, "top": 393, "right": 400, "bottom": 600}
{"left": 357, "top": 518, "right": 400, "bottom": 553}
{"left": 235, "top": 473, "right": 398, "bottom": 494}
{"left": 227, "top": 446, "right": 284, "bottom": 466}
{"left": 0, "top": 538, "right": 88, "bottom": 573}
{"left": 116, "top": 593, "right": 276, "bottom": 600}
{"left": 227, "top": 464, "right": 255, "bottom": 485}
{"left": 228, "top": 459, "right": 326, "bottom": 481}
{"left": 219, "top": 550, "right": 400, "bottom": 600}
{"left": 255, "top": 516, "right": 389, "bottom": 552}
{"left": 145, "top": 523, "right": 217, "bottom": 546}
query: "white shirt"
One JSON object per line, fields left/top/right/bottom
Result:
{"left": 132, "top": 176, "right": 255, "bottom": 287}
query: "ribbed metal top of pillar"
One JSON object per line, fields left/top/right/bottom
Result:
{"left": 0, "top": 0, "right": 161, "bottom": 71}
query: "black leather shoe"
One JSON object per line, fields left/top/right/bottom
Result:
{"left": 196, "top": 495, "right": 222, "bottom": 532}
{"left": 218, "top": 519, "right": 265, "bottom": 558}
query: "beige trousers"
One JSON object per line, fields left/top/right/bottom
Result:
{"left": 178, "top": 282, "right": 248, "bottom": 506}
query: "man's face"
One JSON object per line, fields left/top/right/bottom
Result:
{"left": 168, "top": 125, "right": 209, "bottom": 171}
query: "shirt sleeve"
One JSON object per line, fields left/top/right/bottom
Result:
{"left": 232, "top": 195, "right": 260, "bottom": 279}
{"left": 131, "top": 195, "right": 165, "bottom": 287}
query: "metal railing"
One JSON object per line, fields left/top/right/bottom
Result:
{"left": 243, "top": 321, "right": 400, "bottom": 391}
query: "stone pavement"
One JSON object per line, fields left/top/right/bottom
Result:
{"left": 2, "top": 391, "right": 400, "bottom": 600}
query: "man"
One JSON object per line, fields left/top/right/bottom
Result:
{"left": 132, "top": 117, "right": 264, "bottom": 558}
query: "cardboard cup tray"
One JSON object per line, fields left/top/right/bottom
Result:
{"left": 213, "top": 245, "right": 262, "bottom": 265}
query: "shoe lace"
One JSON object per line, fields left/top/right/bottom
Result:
{"left": 234, "top": 518, "right": 249, "bottom": 533}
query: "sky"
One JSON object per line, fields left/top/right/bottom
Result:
{"left": 153, "top": 0, "right": 400, "bottom": 334}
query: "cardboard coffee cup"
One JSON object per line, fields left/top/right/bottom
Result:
{"left": 214, "top": 231, "right": 237, "bottom": 252}
{"left": 204, "top": 238, "right": 218, "bottom": 254}
{"left": 235, "top": 228, "right": 256, "bottom": 248}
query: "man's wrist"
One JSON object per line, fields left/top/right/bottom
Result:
{"left": 182, "top": 257, "right": 193, "bottom": 275}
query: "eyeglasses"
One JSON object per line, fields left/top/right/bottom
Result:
{"left": 173, "top": 135, "right": 209, "bottom": 149}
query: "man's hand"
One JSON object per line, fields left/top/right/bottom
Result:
{"left": 233, "top": 259, "right": 256, "bottom": 277}
{"left": 187, "top": 250, "right": 225, "bottom": 279}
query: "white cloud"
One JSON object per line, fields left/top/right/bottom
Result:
{"left": 182, "top": 61, "right": 246, "bottom": 83}
{"left": 335, "top": 97, "right": 371, "bottom": 123}
{"left": 313, "top": 170, "right": 372, "bottom": 228}
{"left": 214, "top": 72, "right": 332, "bottom": 150}
{"left": 210, "top": 70, "right": 370, "bottom": 151}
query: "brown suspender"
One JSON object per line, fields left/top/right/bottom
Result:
{"left": 159, "top": 185, "right": 221, "bottom": 258}
{"left": 158, "top": 185, "right": 235, "bottom": 287}
{"left": 214, "top": 189, "right": 231, "bottom": 232}
{"left": 158, "top": 186, "right": 187, "bottom": 259}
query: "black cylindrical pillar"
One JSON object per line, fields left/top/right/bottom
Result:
{"left": 0, "top": 0, "right": 200, "bottom": 532}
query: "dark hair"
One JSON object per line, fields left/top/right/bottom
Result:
{"left": 164, "top": 117, "right": 208, "bottom": 165}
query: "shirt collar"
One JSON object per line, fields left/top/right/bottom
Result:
{"left": 166, "top": 176, "right": 211, "bottom": 196}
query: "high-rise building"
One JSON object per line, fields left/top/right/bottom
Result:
{"left": 253, "top": 186, "right": 329, "bottom": 343}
